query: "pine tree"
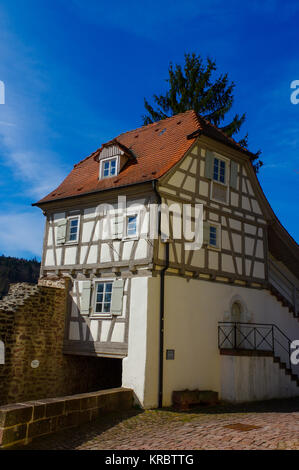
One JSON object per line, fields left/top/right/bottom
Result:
{"left": 143, "top": 53, "right": 262, "bottom": 172}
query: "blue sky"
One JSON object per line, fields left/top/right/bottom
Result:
{"left": 0, "top": 0, "right": 298, "bottom": 260}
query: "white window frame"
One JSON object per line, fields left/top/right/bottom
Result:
{"left": 66, "top": 215, "right": 80, "bottom": 244}
{"left": 125, "top": 213, "right": 139, "bottom": 239}
{"left": 92, "top": 280, "right": 114, "bottom": 318}
{"left": 207, "top": 221, "right": 221, "bottom": 251}
{"left": 99, "top": 156, "right": 119, "bottom": 179}
{"left": 213, "top": 155, "right": 228, "bottom": 186}
{"left": 210, "top": 153, "right": 230, "bottom": 205}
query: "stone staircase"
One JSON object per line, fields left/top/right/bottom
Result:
{"left": 273, "top": 355, "right": 299, "bottom": 387}
{"left": 269, "top": 284, "right": 298, "bottom": 317}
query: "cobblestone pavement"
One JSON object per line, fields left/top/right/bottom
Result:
{"left": 18, "top": 399, "right": 299, "bottom": 450}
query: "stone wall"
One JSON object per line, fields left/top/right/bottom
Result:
{"left": 0, "top": 281, "right": 121, "bottom": 406}
{"left": 0, "top": 387, "right": 133, "bottom": 448}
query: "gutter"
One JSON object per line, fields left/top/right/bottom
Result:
{"left": 152, "top": 180, "right": 169, "bottom": 409}
{"left": 32, "top": 179, "right": 157, "bottom": 208}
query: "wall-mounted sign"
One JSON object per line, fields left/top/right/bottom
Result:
{"left": 31, "top": 359, "right": 40, "bottom": 369}
{"left": 0, "top": 341, "right": 4, "bottom": 365}
{"left": 166, "top": 349, "right": 175, "bottom": 360}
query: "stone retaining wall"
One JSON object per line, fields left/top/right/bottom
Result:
{"left": 0, "top": 387, "right": 133, "bottom": 448}
{"left": 0, "top": 280, "right": 121, "bottom": 405}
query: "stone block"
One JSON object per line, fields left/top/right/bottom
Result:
{"left": 0, "top": 424, "right": 27, "bottom": 446}
{"left": 78, "top": 410, "right": 92, "bottom": 424}
{"left": 65, "top": 397, "right": 81, "bottom": 413}
{"left": 21, "top": 401, "right": 45, "bottom": 421}
{"left": 90, "top": 407, "right": 101, "bottom": 421}
{"left": 80, "top": 396, "right": 97, "bottom": 410}
{"left": 27, "top": 418, "right": 52, "bottom": 438}
{"left": 57, "top": 412, "right": 79, "bottom": 430}
{"left": 42, "top": 398, "right": 65, "bottom": 417}
{"left": 0, "top": 403, "right": 33, "bottom": 427}
{"left": 172, "top": 390, "right": 219, "bottom": 409}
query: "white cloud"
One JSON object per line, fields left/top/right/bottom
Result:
{"left": 0, "top": 210, "right": 44, "bottom": 258}
{"left": 3, "top": 148, "right": 66, "bottom": 198}
{"left": 0, "top": 11, "right": 67, "bottom": 200}
{"left": 0, "top": 99, "right": 66, "bottom": 198}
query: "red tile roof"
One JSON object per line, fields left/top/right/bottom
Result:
{"left": 35, "top": 110, "right": 253, "bottom": 205}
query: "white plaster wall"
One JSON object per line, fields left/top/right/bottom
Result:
{"left": 143, "top": 276, "right": 160, "bottom": 408}
{"left": 161, "top": 276, "right": 299, "bottom": 406}
{"left": 122, "top": 277, "right": 150, "bottom": 406}
{"left": 122, "top": 276, "right": 160, "bottom": 408}
{"left": 64, "top": 246, "right": 77, "bottom": 265}
{"left": 45, "top": 249, "right": 54, "bottom": 266}
{"left": 221, "top": 355, "right": 299, "bottom": 402}
{"left": 111, "top": 323, "right": 125, "bottom": 343}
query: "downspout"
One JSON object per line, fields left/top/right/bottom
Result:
{"left": 152, "top": 180, "right": 169, "bottom": 408}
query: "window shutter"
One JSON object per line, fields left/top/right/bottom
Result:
{"left": 203, "top": 222, "right": 210, "bottom": 245}
{"left": 112, "top": 215, "right": 124, "bottom": 239}
{"left": 111, "top": 280, "right": 124, "bottom": 315}
{"left": 57, "top": 219, "right": 67, "bottom": 244}
{"left": 81, "top": 281, "right": 91, "bottom": 315}
{"left": 205, "top": 150, "right": 214, "bottom": 179}
{"left": 230, "top": 161, "right": 238, "bottom": 189}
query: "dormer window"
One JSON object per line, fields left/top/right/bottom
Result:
{"left": 97, "top": 141, "right": 136, "bottom": 181}
{"left": 101, "top": 157, "right": 118, "bottom": 178}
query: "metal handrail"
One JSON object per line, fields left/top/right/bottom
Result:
{"left": 218, "top": 322, "right": 297, "bottom": 377}
{"left": 219, "top": 321, "right": 292, "bottom": 343}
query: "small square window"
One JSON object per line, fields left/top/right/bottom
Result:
{"left": 101, "top": 157, "right": 118, "bottom": 178}
{"left": 95, "top": 282, "right": 113, "bottom": 314}
{"left": 126, "top": 215, "right": 137, "bottom": 237}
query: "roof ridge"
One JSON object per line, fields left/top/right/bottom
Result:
{"left": 116, "top": 109, "right": 197, "bottom": 139}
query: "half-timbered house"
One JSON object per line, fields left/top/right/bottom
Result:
{"left": 34, "top": 110, "right": 299, "bottom": 407}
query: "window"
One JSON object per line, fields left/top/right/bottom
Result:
{"left": 126, "top": 214, "right": 137, "bottom": 237}
{"left": 67, "top": 216, "right": 79, "bottom": 242}
{"left": 204, "top": 222, "right": 221, "bottom": 249}
{"left": 101, "top": 157, "right": 117, "bottom": 178}
{"left": 206, "top": 151, "right": 229, "bottom": 204}
{"left": 209, "top": 226, "right": 217, "bottom": 247}
{"left": 213, "top": 157, "right": 226, "bottom": 184}
{"left": 95, "top": 282, "right": 113, "bottom": 314}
